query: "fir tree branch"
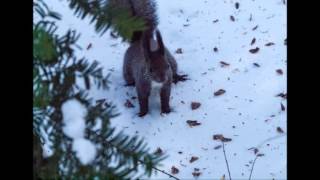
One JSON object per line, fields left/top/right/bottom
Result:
{"left": 67, "top": 0, "right": 146, "bottom": 40}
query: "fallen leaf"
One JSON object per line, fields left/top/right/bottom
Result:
{"left": 190, "top": 156, "right": 199, "bottom": 163}
{"left": 277, "top": 127, "right": 284, "bottom": 133}
{"left": 213, "top": 19, "right": 219, "bottom": 23}
{"left": 281, "top": 103, "right": 285, "bottom": 111}
{"left": 253, "top": 63, "right": 260, "bottom": 67}
{"left": 230, "top": 15, "right": 235, "bottom": 21}
{"left": 178, "top": 151, "right": 183, "bottom": 154}
{"left": 213, "top": 134, "right": 232, "bottom": 142}
{"left": 265, "top": 42, "right": 275, "bottom": 46}
{"left": 214, "top": 47, "right": 218, "bottom": 52}
{"left": 252, "top": 25, "right": 258, "bottom": 31}
{"left": 192, "top": 172, "right": 201, "bottom": 177}
{"left": 235, "top": 2, "right": 240, "bottom": 9}
{"left": 284, "top": 38, "right": 287, "bottom": 45}
{"left": 220, "top": 61, "right": 230, "bottom": 67}
{"left": 183, "top": 24, "right": 190, "bottom": 27}
{"left": 86, "top": 43, "right": 92, "bottom": 50}
{"left": 214, "top": 89, "right": 226, "bottom": 96}
{"left": 248, "top": 147, "right": 259, "bottom": 154}
{"left": 171, "top": 166, "right": 179, "bottom": 174}
{"left": 214, "top": 145, "right": 222, "bottom": 150}
{"left": 124, "top": 99, "right": 134, "bottom": 108}
{"left": 191, "top": 102, "right": 201, "bottom": 110}
{"left": 154, "top": 147, "right": 163, "bottom": 155}
{"left": 276, "top": 69, "right": 283, "bottom": 75}
{"left": 257, "top": 153, "right": 265, "bottom": 157}
{"left": 264, "top": 119, "right": 271, "bottom": 122}
{"left": 276, "top": 93, "right": 287, "bottom": 99}
{"left": 249, "top": 47, "right": 260, "bottom": 54}
{"left": 251, "top": 38, "right": 256, "bottom": 45}
{"left": 175, "top": 48, "right": 183, "bottom": 54}
{"left": 186, "top": 120, "right": 201, "bottom": 127}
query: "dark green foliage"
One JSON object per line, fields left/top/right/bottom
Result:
{"left": 67, "top": 0, "right": 146, "bottom": 41}
{"left": 33, "top": 1, "right": 165, "bottom": 179}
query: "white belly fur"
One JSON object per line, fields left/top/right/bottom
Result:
{"left": 151, "top": 80, "right": 163, "bottom": 89}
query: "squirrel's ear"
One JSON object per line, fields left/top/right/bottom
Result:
{"left": 156, "top": 30, "right": 165, "bottom": 55}
{"left": 143, "top": 32, "right": 152, "bottom": 61}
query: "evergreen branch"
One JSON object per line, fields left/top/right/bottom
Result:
{"left": 67, "top": 0, "right": 146, "bottom": 40}
{"left": 33, "top": 1, "right": 164, "bottom": 178}
{"left": 137, "top": 159, "right": 180, "bottom": 180}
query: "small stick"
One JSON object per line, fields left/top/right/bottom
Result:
{"left": 222, "top": 142, "right": 232, "bottom": 180}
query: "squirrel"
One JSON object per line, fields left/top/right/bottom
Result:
{"left": 110, "top": 0, "right": 188, "bottom": 116}
{"left": 123, "top": 30, "right": 188, "bottom": 117}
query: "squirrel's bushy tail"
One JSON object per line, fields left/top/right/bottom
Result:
{"left": 108, "top": 0, "right": 158, "bottom": 43}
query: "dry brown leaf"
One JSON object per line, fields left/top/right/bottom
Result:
{"left": 154, "top": 147, "right": 163, "bottom": 155}
{"left": 281, "top": 103, "right": 285, "bottom": 111}
{"left": 276, "top": 69, "right": 283, "bottom": 75}
{"left": 220, "top": 61, "right": 230, "bottom": 67}
{"left": 86, "top": 43, "right": 92, "bottom": 50}
{"left": 252, "top": 25, "right": 258, "bottom": 31}
{"left": 277, "top": 127, "right": 284, "bottom": 133}
{"left": 214, "top": 89, "right": 226, "bottom": 96}
{"left": 265, "top": 42, "right": 275, "bottom": 46}
{"left": 251, "top": 38, "right": 256, "bottom": 45}
{"left": 186, "top": 120, "right": 201, "bottom": 127}
{"left": 192, "top": 172, "right": 201, "bottom": 177}
{"left": 213, "top": 134, "right": 232, "bottom": 142}
{"left": 235, "top": 2, "right": 240, "bottom": 9}
{"left": 189, "top": 156, "right": 199, "bottom": 163}
{"left": 230, "top": 15, "right": 235, "bottom": 21}
{"left": 249, "top": 47, "right": 260, "bottom": 53}
{"left": 171, "top": 166, "right": 179, "bottom": 174}
{"left": 191, "top": 102, "right": 201, "bottom": 110}
{"left": 253, "top": 63, "right": 260, "bottom": 67}
{"left": 175, "top": 48, "right": 183, "bottom": 54}
{"left": 124, "top": 99, "right": 134, "bottom": 108}
{"left": 213, "top": 19, "right": 219, "bottom": 23}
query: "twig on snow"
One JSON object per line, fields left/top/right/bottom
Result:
{"left": 222, "top": 142, "right": 232, "bottom": 180}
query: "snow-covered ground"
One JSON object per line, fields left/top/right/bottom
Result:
{"left": 47, "top": 0, "right": 287, "bottom": 179}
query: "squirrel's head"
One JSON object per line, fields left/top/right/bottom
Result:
{"left": 143, "top": 30, "right": 170, "bottom": 83}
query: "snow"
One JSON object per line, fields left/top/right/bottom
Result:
{"left": 62, "top": 99, "right": 97, "bottom": 165}
{"left": 72, "top": 138, "right": 97, "bottom": 165}
{"left": 62, "top": 99, "right": 87, "bottom": 139}
{"left": 46, "top": 0, "right": 286, "bottom": 179}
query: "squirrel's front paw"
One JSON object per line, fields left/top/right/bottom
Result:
{"left": 173, "top": 74, "right": 189, "bottom": 84}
